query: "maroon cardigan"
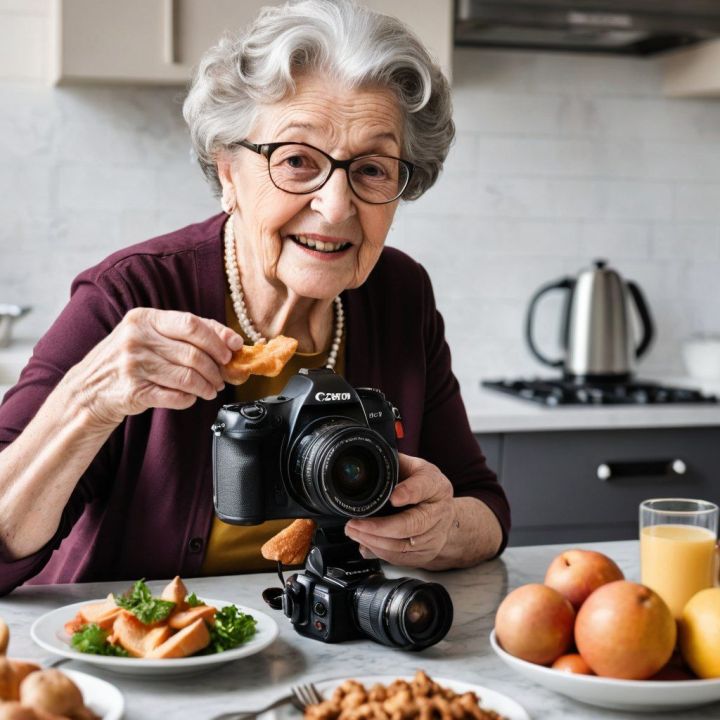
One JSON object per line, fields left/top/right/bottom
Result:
{"left": 0, "top": 214, "right": 509, "bottom": 595}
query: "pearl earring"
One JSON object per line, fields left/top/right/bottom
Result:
{"left": 221, "top": 191, "right": 236, "bottom": 215}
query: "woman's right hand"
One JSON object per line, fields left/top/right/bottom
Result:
{"left": 66, "top": 308, "right": 244, "bottom": 429}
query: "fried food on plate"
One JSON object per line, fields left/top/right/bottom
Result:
{"left": 222, "top": 335, "right": 298, "bottom": 385}
{"left": 65, "top": 576, "right": 256, "bottom": 660}
{"left": 261, "top": 519, "right": 317, "bottom": 565}
{"left": 304, "top": 670, "right": 507, "bottom": 720}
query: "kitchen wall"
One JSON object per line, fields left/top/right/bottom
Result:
{"left": 2, "top": 4, "right": 720, "bottom": 402}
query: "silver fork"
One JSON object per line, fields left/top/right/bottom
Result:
{"left": 291, "top": 683, "right": 323, "bottom": 708}
{"left": 209, "top": 683, "right": 323, "bottom": 720}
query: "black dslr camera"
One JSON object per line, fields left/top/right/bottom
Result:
{"left": 282, "top": 526, "right": 453, "bottom": 650}
{"left": 212, "top": 368, "right": 401, "bottom": 524}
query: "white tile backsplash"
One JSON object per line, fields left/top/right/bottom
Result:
{"left": 1, "top": 38, "right": 719, "bottom": 401}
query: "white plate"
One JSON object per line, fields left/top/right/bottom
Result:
{"left": 31, "top": 598, "right": 279, "bottom": 676}
{"left": 62, "top": 669, "right": 124, "bottom": 720}
{"left": 266, "top": 675, "right": 530, "bottom": 720}
{"left": 490, "top": 629, "right": 720, "bottom": 712}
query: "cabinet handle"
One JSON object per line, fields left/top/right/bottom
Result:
{"left": 597, "top": 459, "right": 687, "bottom": 481}
{"left": 163, "top": 0, "right": 179, "bottom": 65}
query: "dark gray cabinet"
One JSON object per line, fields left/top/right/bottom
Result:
{"left": 475, "top": 427, "right": 720, "bottom": 546}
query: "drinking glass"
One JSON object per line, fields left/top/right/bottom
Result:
{"left": 640, "top": 498, "right": 719, "bottom": 618}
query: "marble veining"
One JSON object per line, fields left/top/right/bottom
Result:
{"left": 1, "top": 540, "right": 716, "bottom": 719}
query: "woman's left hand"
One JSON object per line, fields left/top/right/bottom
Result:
{"left": 344, "top": 452, "right": 455, "bottom": 567}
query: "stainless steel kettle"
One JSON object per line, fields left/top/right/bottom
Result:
{"left": 525, "top": 260, "right": 654, "bottom": 381}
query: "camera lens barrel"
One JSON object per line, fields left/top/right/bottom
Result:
{"left": 291, "top": 420, "right": 397, "bottom": 518}
{"left": 354, "top": 576, "right": 453, "bottom": 650}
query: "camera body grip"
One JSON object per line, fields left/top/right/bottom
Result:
{"left": 213, "top": 431, "right": 267, "bottom": 525}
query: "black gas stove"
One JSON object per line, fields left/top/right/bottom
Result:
{"left": 482, "top": 378, "right": 718, "bottom": 407}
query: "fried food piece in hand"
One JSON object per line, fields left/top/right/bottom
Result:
{"left": 261, "top": 519, "right": 317, "bottom": 565}
{"left": 222, "top": 335, "right": 298, "bottom": 385}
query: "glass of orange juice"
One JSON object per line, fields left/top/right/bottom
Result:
{"left": 640, "top": 498, "right": 719, "bottom": 619}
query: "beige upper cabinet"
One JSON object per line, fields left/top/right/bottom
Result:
{"left": 662, "top": 39, "right": 720, "bottom": 98}
{"left": 51, "top": 0, "right": 452, "bottom": 85}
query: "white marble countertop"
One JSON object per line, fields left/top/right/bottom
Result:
{"left": 465, "top": 376, "right": 720, "bottom": 433}
{"left": 2, "top": 539, "right": 718, "bottom": 720}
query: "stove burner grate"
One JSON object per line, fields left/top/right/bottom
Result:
{"left": 482, "top": 379, "right": 718, "bottom": 407}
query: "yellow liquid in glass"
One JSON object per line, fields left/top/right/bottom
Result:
{"left": 640, "top": 524, "right": 717, "bottom": 618}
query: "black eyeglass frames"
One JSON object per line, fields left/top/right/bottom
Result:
{"left": 233, "top": 140, "right": 414, "bottom": 205}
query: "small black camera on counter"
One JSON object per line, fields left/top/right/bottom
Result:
{"left": 212, "top": 368, "right": 401, "bottom": 524}
{"left": 282, "top": 526, "right": 454, "bottom": 651}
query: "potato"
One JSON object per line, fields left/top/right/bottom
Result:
{"left": 0, "top": 619, "right": 9, "bottom": 656}
{"left": 8, "top": 665, "right": 39, "bottom": 689}
{"left": 19, "top": 670, "right": 83, "bottom": 717}
{"left": 0, "top": 702, "right": 41, "bottom": 720}
{"left": 0, "top": 659, "right": 21, "bottom": 702}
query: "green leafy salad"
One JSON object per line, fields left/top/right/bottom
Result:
{"left": 69, "top": 578, "right": 257, "bottom": 659}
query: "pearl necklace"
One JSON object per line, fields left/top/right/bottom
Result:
{"left": 223, "top": 218, "right": 344, "bottom": 369}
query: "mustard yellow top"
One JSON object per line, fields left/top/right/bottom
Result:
{"left": 201, "top": 295, "right": 346, "bottom": 575}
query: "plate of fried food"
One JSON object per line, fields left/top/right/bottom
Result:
{"left": 30, "top": 576, "right": 278, "bottom": 676}
{"left": 271, "top": 671, "right": 530, "bottom": 720}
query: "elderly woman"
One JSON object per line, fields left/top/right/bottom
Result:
{"left": 0, "top": 0, "right": 509, "bottom": 595}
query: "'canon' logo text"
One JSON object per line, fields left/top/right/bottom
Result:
{"left": 315, "top": 392, "right": 351, "bottom": 402}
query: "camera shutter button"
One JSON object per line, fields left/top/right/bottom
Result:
{"left": 240, "top": 403, "right": 266, "bottom": 421}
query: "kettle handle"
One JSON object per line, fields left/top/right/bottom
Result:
{"left": 627, "top": 281, "right": 655, "bottom": 359}
{"left": 525, "top": 278, "right": 573, "bottom": 368}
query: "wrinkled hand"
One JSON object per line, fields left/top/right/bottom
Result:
{"left": 344, "top": 453, "right": 455, "bottom": 567}
{"left": 71, "top": 307, "right": 243, "bottom": 428}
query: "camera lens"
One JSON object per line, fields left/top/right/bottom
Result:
{"left": 404, "top": 592, "right": 435, "bottom": 635}
{"left": 331, "top": 447, "right": 374, "bottom": 499}
{"left": 290, "top": 420, "right": 397, "bottom": 517}
{"left": 354, "top": 576, "right": 453, "bottom": 650}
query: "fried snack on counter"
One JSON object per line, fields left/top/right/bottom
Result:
{"left": 222, "top": 335, "right": 298, "bottom": 385}
{"left": 261, "top": 519, "right": 317, "bottom": 565}
{"left": 304, "top": 670, "right": 507, "bottom": 720}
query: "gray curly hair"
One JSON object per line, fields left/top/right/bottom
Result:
{"left": 182, "top": 0, "right": 454, "bottom": 201}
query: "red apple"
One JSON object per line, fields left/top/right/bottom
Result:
{"left": 544, "top": 549, "right": 624, "bottom": 610}
{"left": 495, "top": 583, "right": 575, "bottom": 666}
{"left": 575, "top": 580, "right": 676, "bottom": 680}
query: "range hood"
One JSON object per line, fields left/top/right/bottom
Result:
{"left": 455, "top": 0, "right": 720, "bottom": 56}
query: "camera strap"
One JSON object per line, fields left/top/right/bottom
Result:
{"left": 261, "top": 561, "right": 287, "bottom": 610}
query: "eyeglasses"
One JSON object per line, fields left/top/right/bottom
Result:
{"left": 233, "top": 140, "right": 414, "bottom": 205}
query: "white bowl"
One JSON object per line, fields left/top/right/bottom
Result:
{"left": 490, "top": 629, "right": 720, "bottom": 713}
{"left": 682, "top": 337, "right": 720, "bottom": 381}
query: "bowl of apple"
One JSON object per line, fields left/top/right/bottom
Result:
{"left": 490, "top": 549, "right": 720, "bottom": 712}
